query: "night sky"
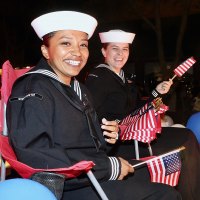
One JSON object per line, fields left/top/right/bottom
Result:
{"left": 1, "top": 0, "right": 200, "bottom": 80}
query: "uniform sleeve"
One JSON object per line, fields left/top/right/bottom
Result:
{"left": 85, "top": 71, "right": 109, "bottom": 114}
{"left": 134, "top": 89, "right": 163, "bottom": 110}
{"left": 6, "top": 84, "right": 73, "bottom": 169}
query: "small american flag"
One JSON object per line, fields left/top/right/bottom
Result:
{"left": 174, "top": 57, "right": 196, "bottom": 77}
{"left": 147, "top": 152, "right": 182, "bottom": 186}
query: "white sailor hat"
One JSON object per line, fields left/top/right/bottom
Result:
{"left": 31, "top": 11, "right": 98, "bottom": 40}
{"left": 99, "top": 30, "right": 135, "bottom": 44}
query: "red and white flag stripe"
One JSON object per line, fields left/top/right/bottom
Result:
{"left": 174, "top": 57, "right": 196, "bottom": 77}
{"left": 120, "top": 103, "right": 168, "bottom": 143}
{"left": 147, "top": 158, "right": 180, "bottom": 186}
{"left": 120, "top": 106, "right": 158, "bottom": 143}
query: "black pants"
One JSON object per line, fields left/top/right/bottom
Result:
{"left": 107, "top": 127, "right": 200, "bottom": 200}
{"left": 62, "top": 165, "right": 181, "bottom": 200}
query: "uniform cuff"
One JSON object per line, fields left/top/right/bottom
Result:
{"left": 108, "top": 157, "right": 121, "bottom": 180}
{"left": 151, "top": 89, "right": 162, "bottom": 98}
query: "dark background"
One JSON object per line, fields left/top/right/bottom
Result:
{"left": 1, "top": 0, "right": 200, "bottom": 124}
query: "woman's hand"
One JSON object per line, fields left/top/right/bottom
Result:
{"left": 117, "top": 157, "right": 134, "bottom": 180}
{"left": 156, "top": 79, "right": 173, "bottom": 94}
{"left": 101, "top": 118, "right": 119, "bottom": 144}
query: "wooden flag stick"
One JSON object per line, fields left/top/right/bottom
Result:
{"left": 171, "top": 74, "right": 177, "bottom": 81}
{"left": 132, "top": 146, "right": 186, "bottom": 168}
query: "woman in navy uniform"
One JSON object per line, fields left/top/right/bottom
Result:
{"left": 7, "top": 12, "right": 181, "bottom": 199}
{"left": 85, "top": 30, "right": 200, "bottom": 200}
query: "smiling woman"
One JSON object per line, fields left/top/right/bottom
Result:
{"left": 30, "top": 11, "right": 94, "bottom": 85}
{"left": 40, "top": 30, "right": 89, "bottom": 85}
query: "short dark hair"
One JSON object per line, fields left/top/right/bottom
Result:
{"left": 102, "top": 43, "right": 109, "bottom": 49}
{"left": 42, "top": 31, "right": 57, "bottom": 47}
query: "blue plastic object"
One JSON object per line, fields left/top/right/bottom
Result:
{"left": 0, "top": 178, "right": 57, "bottom": 200}
{"left": 186, "top": 112, "right": 200, "bottom": 143}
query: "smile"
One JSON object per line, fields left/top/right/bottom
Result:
{"left": 115, "top": 58, "right": 123, "bottom": 61}
{"left": 65, "top": 60, "right": 81, "bottom": 66}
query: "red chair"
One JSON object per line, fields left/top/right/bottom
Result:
{"left": 0, "top": 60, "right": 108, "bottom": 200}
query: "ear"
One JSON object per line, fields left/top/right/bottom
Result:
{"left": 41, "top": 45, "right": 50, "bottom": 59}
{"left": 101, "top": 48, "right": 106, "bottom": 58}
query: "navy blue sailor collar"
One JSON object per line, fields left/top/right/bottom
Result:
{"left": 23, "top": 58, "right": 83, "bottom": 101}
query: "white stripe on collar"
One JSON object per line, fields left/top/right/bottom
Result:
{"left": 26, "top": 69, "right": 61, "bottom": 82}
{"left": 25, "top": 69, "right": 82, "bottom": 100}
{"left": 73, "top": 78, "right": 82, "bottom": 101}
{"left": 96, "top": 64, "right": 125, "bottom": 83}
{"left": 119, "top": 70, "right": 125, "bottom": 83}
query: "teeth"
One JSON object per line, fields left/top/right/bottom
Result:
{"left": 65, "top": 60, "right": 80, "bottom": 66}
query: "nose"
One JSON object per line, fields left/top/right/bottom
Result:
{"left": 70, "top": 45, "right": 81, "bottom": 57}
{"left": 117, "top": 49, "right": 123, "bottom": 55}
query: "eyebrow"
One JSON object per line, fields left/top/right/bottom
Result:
{"left": 58, "top": 36, "right": 88, "bottom": 42}
{"left": 110, "top": 45, "right": 129, "bottom": 48}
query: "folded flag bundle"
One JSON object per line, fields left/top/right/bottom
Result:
{"left": 119, "top": 99, "right": 168, "bottom": 143}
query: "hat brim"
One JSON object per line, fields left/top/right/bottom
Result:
{"left": 99, "top": 31, "right": 135, "bottom": 43}
{"left": 31, "top": 11, "right": 98, "bottom": 40}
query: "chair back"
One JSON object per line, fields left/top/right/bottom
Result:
{"left": 0, "top": 60, "right": 31, "bottom": 135}
{"left": 0, "top": 60, "right": 32, "bottom": 181}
